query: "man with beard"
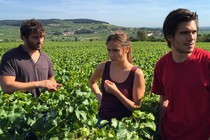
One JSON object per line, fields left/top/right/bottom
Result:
{"left": 152, "top": 8, "right": 210, "bottom": 140}
{"left": 0, "top": 19, "right": 62, "bottom": 98}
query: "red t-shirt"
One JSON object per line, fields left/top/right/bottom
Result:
{"left": 152, "top": 48, "right": 210, "bottom": 140}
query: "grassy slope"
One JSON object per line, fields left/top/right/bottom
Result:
{"left": 0, "top": 19, "right": 210, "bottom": 42}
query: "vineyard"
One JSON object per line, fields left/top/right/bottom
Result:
{"left": 0, "top": 41, "right": 209, "bottom": 139}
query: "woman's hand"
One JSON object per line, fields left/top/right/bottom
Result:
{"left": 104, "top": 79, "right": 140, "bottom": 110}
{"left": 104, "top": 80, "right": 120, "bottom": 96}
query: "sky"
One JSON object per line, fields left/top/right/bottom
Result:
{"left": 0, "top": 0, "right": 209, "bottom": 28}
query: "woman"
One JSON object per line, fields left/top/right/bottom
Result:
{"left": 89, "top": 31, "right": 145, "bottom": 126}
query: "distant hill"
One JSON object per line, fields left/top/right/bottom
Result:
{"left": 0, "top": 19, "right": 132, "bottom": 41}
{"left": 0, "top": 19, "right": 209, "bottom": 42}
{"left": 69, "top": 19, "right": 109, "bottom": 24}
{"left": 0, "top": 19, "right": 109, "bottom": 26}
{"left": 1, "top": 19, "right": 160, "bottom": 42}
{"left": 199, "top": 27, "right": 210, "bottom": 32}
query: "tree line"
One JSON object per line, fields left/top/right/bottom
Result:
{"left": 131, "top": 30, "right": 210, "bottom": 42}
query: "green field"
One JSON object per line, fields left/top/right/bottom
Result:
{"left": 0, "top": 41, "right": 209, "bottom": 139}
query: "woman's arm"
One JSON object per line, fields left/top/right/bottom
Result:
{"left": 132, "top": 68, "right": 145, "bottom": 107}
{"left": 89, "top": 62, "right": 105, "bottom": 104}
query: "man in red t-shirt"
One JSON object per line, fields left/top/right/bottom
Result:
{"left": 152, "top": 8, "right": 210, "bottom": 140}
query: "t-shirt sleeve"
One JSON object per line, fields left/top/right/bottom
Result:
{"left": 0, "top": 53, "right": 16, "bottom": 76}
{"left": 47, "top": 56, "right": 54, "bottom": 78}
{"left": 151, "top": 62, "right": 165, "bottom": 95}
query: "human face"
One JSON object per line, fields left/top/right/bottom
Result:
{"left": 168, "top": 20, "right": 197, "bottom": 54}
{"left": 107, "top": 41, "right": 128, "bottom": 63}
{"left": 24, "top": 32, "right": 44, "bottom": 51}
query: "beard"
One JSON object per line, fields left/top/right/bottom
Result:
{"left": 175, "top": 47, "right": 193, "bottom": 54}
{"left": 26, "top": 39, "right": 41, "bottom": 51}
{"left": 173, "top": 42, "right": 195, "bottom": 54}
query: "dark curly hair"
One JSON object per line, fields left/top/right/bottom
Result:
{"left": 20, "top": 19, "right": 45, "bottom": 40}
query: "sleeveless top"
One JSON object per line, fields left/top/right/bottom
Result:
{"left": 98, "top": 61, "right": 138, "bottom": 121}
